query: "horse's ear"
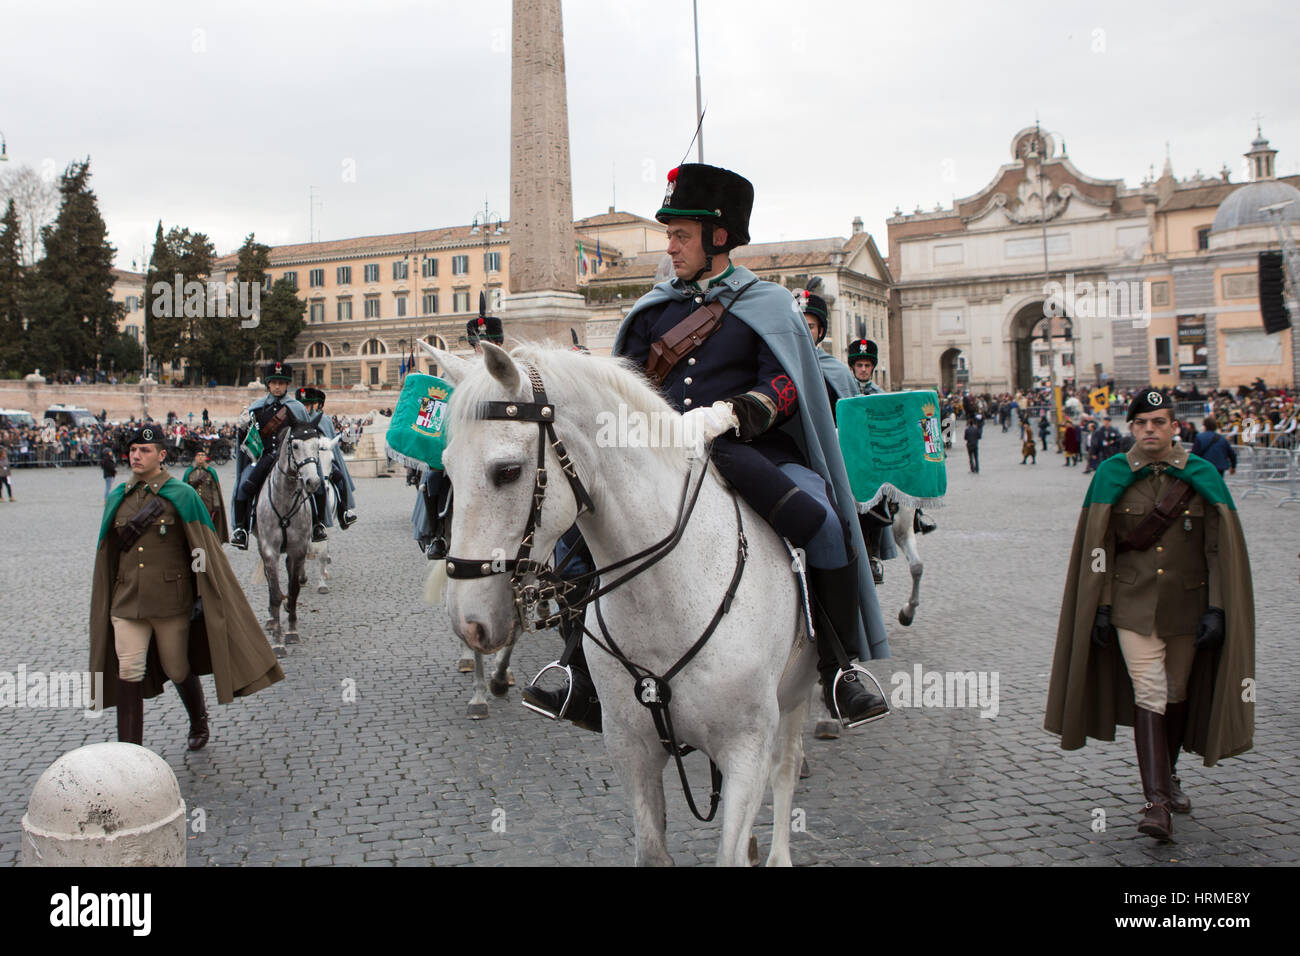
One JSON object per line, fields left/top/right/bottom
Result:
{"left": 310, "top": 411, "right": 322, "bottom": 428}
{"left": 418, "top": 341, "right": 471, "bottom": 385}
{"left": 481, "top": 342, "right": 520, "bottom": 393}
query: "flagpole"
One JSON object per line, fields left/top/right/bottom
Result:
{"left": 693, "top": 0, "right": 704, "bottom": 163}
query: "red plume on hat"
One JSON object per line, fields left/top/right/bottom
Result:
{"left": 667, "top": 167, "right": 679, "bottom": 183}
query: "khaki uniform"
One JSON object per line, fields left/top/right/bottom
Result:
{"left": 1100, "top": 443, "right": 1220, "bottom": 711}
{"left": 110, "top": 468, "right": 196, "bottom": 619}
{"left": 110, "top": 468, "right": 195, "bottom": 683}
{"left": 186, "top": 468, "right": 222, "bottom": 525}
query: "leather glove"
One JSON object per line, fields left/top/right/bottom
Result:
{"left": 1091, "top": 605, "right": 1117, "bottom": 649}
{"left": 681, "top": 401, "right": 740, "bottom": 459}
{"left": 1195, "top": 607, "right": 1226, "bottom": 652}
{"left": 727, "top": 392, "right": 775, "bottom": 442}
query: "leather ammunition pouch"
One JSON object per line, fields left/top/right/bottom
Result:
{"left": 113, "top": 496, "right": 166, "bottom": 553}
{"left": 1117, "top": 478, "right": 1196, "bottom": 554}
{"left": 644, "top": 279, "right": 759, "bottom": 386}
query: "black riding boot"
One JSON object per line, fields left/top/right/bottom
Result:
{"left": 230, "top": 497, "right": 250, "bottom": 549}
{"left": 311, "top": 488, "right": 328, "bottom": 542}
{"left": 808, "top": 558, "right": 888, "bottom": 726}
{"left": 333, "top": 472, "right": 356, "bottom": 529}
{"left": 116, "top": 679, "right": 144, "bottom": 745}
{"left": 522, "top": 631, "right": 602, "bottom": 733}
{"left": 174, "top": 673, "right": 209, "bottom": 751}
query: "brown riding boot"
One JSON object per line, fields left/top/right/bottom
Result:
{"left": 116, "top": 679, "right": 144, "bottom": 746}
{"left": 1134, "top": 707, "right": 1173, "bottom": 841}
{"left": 174, "top": 673, "right": 210, "bottom": 751}
{"left": 1165, "top": 700, "right": 1191, "bottom": 813}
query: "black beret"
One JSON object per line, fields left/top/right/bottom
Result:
{"left": 128, "top": 425, "right": 166, "bottom": 448}
{"left": 1127, "top": 388, "right": 1171, "bottom": 422}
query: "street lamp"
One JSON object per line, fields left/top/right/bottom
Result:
{"left": 471, "top": 200, "right": 503, "bottom": 315}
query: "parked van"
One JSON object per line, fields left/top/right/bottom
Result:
{"left": 42, "top": 405, "right": 99, "bottom": 428}
{"left": 0, "top": 408, "right": 39, "bottom": 429}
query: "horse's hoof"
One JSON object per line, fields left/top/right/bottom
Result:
{"left": 898, "top": 609, "right": 914, "bottom": 627}
{"left": 466, "top": 702, "right": 489, "bottom": 719}
{"left": 317, "top": 584, "right": 330, "bottom": 594}
{"left": 747, "top": 835, "right": 759, "bottom": 866}
{"left": 814, "top": 720, "right": 840, "bottom": 740}
{"left": 799, "top": 757, "right": 812, "bottom": 779}
{"left": 506, "top": 669, "right": 515, "bottom": 687}
{"left": 488, "top": 677, "right": 510, "bottom": 698}
{"left": 273, "top": 644, "right": 287, "bottom": 659}
{"left": 458, "top": 658, "right": 474, "bottom": 673}
{"left": 285, "top": 631, "right": 301, "bottom": 645}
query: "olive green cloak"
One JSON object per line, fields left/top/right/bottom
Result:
{"left": 90, "top": 477, "right": 284, "bottom": 707}
{"left": 1043, "top": 453, "right": 1255, "bottom": 766}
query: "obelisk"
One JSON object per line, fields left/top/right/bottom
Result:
{"left": 504, "top": 0, "right": 588, "bottom": 344}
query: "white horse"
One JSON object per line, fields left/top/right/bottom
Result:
{"left": 306, "top": 470, "right": 337, "bottom": 594}
{"left": 425, "top": 340, "right": 824, "bottom": 867}
{"left": 253, "top": 419, "right": 333, "bottom": 654}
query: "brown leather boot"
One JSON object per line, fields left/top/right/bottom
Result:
{"left": 1134, "top": 707, "right": 1173, "bottom": 841}
{"left": 1165, "top": 700, "right": 1191, "bottom": 813}
{"left": 174, "top": 673, "right": 209, "bottom": 750}
{"left": 116, "top": 679, "right": 144, "bottom": 746}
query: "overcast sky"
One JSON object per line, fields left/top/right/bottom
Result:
{"left": 3, "top": 0, "right": 1297, "bottom": 270}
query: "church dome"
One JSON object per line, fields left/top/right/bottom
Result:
{"left": 1211, "top": 179, "right": 1300, "bottom": 233}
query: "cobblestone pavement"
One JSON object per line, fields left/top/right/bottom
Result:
{"left": 1, "top": 427, "right": 1297, "bottom": 866}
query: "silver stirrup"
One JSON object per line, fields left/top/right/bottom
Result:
{"left": 521, "top": 661, "right": 573, "bottom": 721}
{"left": 831, "top": 664, "right": 890, "bottom": 729}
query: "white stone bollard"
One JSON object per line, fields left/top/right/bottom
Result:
{"left": 21, "top": 743, "right": 187, "bottom": 867}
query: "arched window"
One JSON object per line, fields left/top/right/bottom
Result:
{"left": 306, "top": 341, "right": 332, "bottom": 358}
{"left": 361, "top": 338, "right": 387, "bottom": 355}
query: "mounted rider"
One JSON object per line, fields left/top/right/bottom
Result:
{"left": 296, "top": 386, "right": 358, "bottom": 531}
{"left": 230, "top": 361, "right": 325, "bottom": 549}
{"left": 524, "top": 162, "right": 890, "bottom": 731}
{"left": 846, "top": 336, "right": 938, "bottom": 541}
{"left": 798, "top": 294, "right": 897, "bottom": 585}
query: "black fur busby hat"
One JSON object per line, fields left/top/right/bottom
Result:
{"left": 264, "top": 360, "right": 293, "bottom": 383}
{"left": 1127, "top": 387, "right": 1171, "bottom": 422}
{"left": 847, "top": 338, "right": 879, "bottom": 364}
{"left": 798, "top": 277, "right": 834, "bottom": 342}
{"left": 466, "top": 315, "right": 504, "bottom": 345}
{"left": 297, "top": 386, "right": 326, "bottom": 406}
{"left": 656, "top": 163, "right": 754, "bottom": 250}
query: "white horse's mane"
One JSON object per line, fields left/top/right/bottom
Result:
{"left": 447, "top": 345, "right": 691, "bottom": 476}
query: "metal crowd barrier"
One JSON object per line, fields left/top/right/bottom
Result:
{"left": 6, "top": 442, "right": 113, "bottom": 469}
{"left": 1227, "top": 444, "right": 1300, "bottom": 506}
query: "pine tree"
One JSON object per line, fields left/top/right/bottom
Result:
{"left": 255, "top": 278, "right": 307, "bottom": 373}
{"left": 0, "top": 199, "right": 25, "bottom": 374}
{"left": 233, "top": 234, "right": 270, "bottom": 384}
{"left": 24, "top": 160, "right": 122, "bottom": 374}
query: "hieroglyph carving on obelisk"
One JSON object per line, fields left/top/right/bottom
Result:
{"left": 509, "top": 0, "right": 578, "bottom": 295}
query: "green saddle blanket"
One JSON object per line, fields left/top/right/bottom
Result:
{"left": 837, "top": 389, "right": 947, "bottom": 510}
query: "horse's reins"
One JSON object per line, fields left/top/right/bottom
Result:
{"left": 443, "top": 362, "right": 747, "bottom": 821}
{"left": 266, "top": 427, "right": 321, "bottom": 553}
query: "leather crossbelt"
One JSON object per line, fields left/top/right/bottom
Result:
{"left": 1116, "top": 477, "right": 1196, "bottom": 553}
{"left": 259, "top": 405, "right": 290, "bottom": 441}
{"left": 114, "top": 496, "right": 166, "bottom": 552}
{"left": 645, "top": 278, "right": 760, "bottom": 386}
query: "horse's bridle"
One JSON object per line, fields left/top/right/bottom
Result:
{"left": 444, "top": 364, "right": 597, "bottom": 628}
{"left": 266, "top": 425, "right": 323, "bottom": 551}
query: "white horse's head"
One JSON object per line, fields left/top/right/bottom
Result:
{"left": 421, "top": 339, "right": 686, "bottom": 655}
{"left": 284, "top": 416, "right": 328, "bottom": 494}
